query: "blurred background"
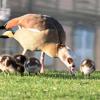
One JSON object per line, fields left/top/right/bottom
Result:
{"left": 0, "top": 0, "right": 100, "bottom": 70}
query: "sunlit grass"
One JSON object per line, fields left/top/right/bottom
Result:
{"left": 0, "top": 71, "right": 100, "bottom": 100}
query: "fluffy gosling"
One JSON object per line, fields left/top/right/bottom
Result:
{"left": 80, "top": 59, "right": 95, "bottom": 77}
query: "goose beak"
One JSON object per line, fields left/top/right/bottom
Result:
{"left": 69, "top": 65, "right": 76, "bottom": 76}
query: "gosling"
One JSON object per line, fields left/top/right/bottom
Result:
{"left": 24, "top": 57, "right": 41, "bottom": 75}
{"left": 80, "top": 59, "right": 95, "bottom": 77}
{"left": 0, "top": 54, "right": 24, "bottom": 75}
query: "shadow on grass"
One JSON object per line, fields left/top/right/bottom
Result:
{"left": 39, "top": 71, "right": 100, "bottom": 80}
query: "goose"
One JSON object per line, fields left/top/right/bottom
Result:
{"left": 0, "top": 14, "right": 76, "bottom": 74}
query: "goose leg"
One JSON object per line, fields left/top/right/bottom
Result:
{"left": 22, "top": 49, "right": 27, "bottom": 55}
{"left": 40, "top": 52, "right": 45, "bottom": 73}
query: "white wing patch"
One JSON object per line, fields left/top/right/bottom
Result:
{"left": 27, "top": 28, "right": 40, "bottom": 33}
{"left": 18, "top": 26, "right": 40, "bottom": 33}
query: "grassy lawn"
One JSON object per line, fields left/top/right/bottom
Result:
{"left": 0, "top": 71, "right": 100, "bottom": 100}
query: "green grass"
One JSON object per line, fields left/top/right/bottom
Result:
{"left": 0, "top": 71, "right": 100, "bottom": 100}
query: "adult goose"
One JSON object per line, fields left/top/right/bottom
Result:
{"left": 0, "top": 14, "right": 76, "bottom": 74}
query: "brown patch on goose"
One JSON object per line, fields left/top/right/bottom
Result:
{"left": 57, "top": 43, "right": 65, "bottom": 51}
{"left": 67, "top": 58, "right": 73, "bottom": 64}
